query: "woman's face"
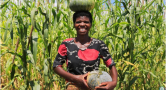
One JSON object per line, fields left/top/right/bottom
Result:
{"left": 74, "top": 16, "right": 91, "bottom": 36}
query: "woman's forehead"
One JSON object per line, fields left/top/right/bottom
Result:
{"left": 76, "top": 16, "right": 90, "bottom": 20}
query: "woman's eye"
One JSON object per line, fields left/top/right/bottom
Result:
{"left": 76, "top": 21, "right": 81, "bottom": 23}
{"left": 84, "top": 21, "right": 90, "bottom": 23}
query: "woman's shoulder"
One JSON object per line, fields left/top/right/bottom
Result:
{"left": 91, "top": 38, "right": 105, "bottom": 44}
{"left": 62, "top": 38, "right": 74, "bottom": 42}
{"left": 60, "top": 38, "right": 74, "bottom": 45}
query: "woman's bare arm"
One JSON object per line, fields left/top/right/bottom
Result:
{"left": 109, "top": 66, "right": 118, "bottom": 87}
{"left": 54, "top": 66, "right": 89, "bottom": 89}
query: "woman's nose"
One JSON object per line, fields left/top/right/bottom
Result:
{"left": 80, "top": 22, "right": 85, "bottom": 26}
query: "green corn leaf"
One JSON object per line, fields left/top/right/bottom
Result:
{"left": 52, "top": 8, "right": 56, "bottom": 19}
{"left": 10, "top": 1, "right": 17, "bottom": 8}
{"left": 52, "top": 0, "right": 55, "bottom": 3}
{"left": 21, "top": 6, "right": 30, "bottom": 17}
{"left": 38, "top": 7, "right": 46, "bottom": 16}
{"left": 143, "top": 70, "right": 157, "bottom": 78}
{"left": 35, "top": 22, "right": 43, "bottom": 38}
{"left": 30, "top": 80, "right": 40, "bottom": 90}
{"left": 44, "top": 59, "right": 48, "bottom": 75}
{"left": 162, "top": 50, "right": 165, "bottom": 60}
{"left": 121, "top": 10, "right": 130, "bottom": 16}
{"left": 33, "top": 81, "right": 40, "bottom": 90}
{"left": 31, "top": 8, "right": 37, "bottom": 26}
{"left": 0, "top": 0, "right": 10, "bottom": 9}
{"left": 157, "top": 5, "right": 162, "bottom": 13}
{"left": 7, "top": 51, "right": 22, "bottom": 59}
{"left": 104, "top": 17, "right": 110, "bottom": 27}
{"left": 133, "top": 45, "right": 149, "bottom": 58}
{"left": 143, "top": 0, "right": 155, "bottom": 11}
{"left": 27, "top": 50, "right": 35, "bottom": 65}
{"left": 105, "top": 32, "right": 123, "bottom": 40}
{"left": 121, "top": 2, "right": 128, "bottom": 11}
{"left": 44, "top": 59, "right": 49, "bottom": 83}
{"left": 35, "top": 22, "right": 41, "bottom": 31}
{"left": 63, "top": 21, "right": 71, "bottom": 30}
{"left": 52, "top": 8, "right": 57, "bottom": 26}
{"left": 57, "top": 10, "right": 62, "bottom": 22}
{"left": 22, "top": 0, "right": 31, "bottom": 7}
{"left": 32, "top": 31, "right": 38, "bottom": 64}
{"left": 4, "top": 18, "right": 12, "bottom": 42}
{"left": 5, "top": 58, "right": 12, "bottom": 75}
{"left": 17, "top": 16, "right": 23, "bottom": 25}
{"left": 57, "top": 0, "right": 60, "bottom": 12}
{"left": 19, "top": 84, "right": 27, "bottom": 90}
{"left": 129, "top": 76, "right": 138, "bottom": 87}
{"left": 45, "top": 7, "right": 49, "bottom": 21}
{"left": 48, "top": 43, "right": 51, "bottom": 56}
{"left": 10, "top": 22, "right": 13, "bottom": 41}
{"left": 44, "top": 28, "right": 48, "bottom": 46}
{"left": 1, "top": 3, "right": 7, "bottom": 17}
{"left": 3, "top": 27, "right": 7, "bottom": 42}
{"left": 11, "top": 64, "right": 16, "bottom": 79}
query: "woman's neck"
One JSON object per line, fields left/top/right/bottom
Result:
{"left": 75, "top": 35, "right": 90, "bottom": 45}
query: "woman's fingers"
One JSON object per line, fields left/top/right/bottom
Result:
{"left": 83, "top": 72, "right": 89, "bottom": 77}
{"left": 98, "top": 82, "right": 107, "bottom": 87}
{"left": 95, "top": 85, "right": 107, "bottom": 90}
{"left": 82, "top": 72, "right": 88, "bottom": 82}
{"left": 74, "top": 73, "right": 90, "bottom": 89}
{"left": 83, "top": 73, "right": 89, "bottom": 88}
{"left": 95, "top": 82, "right": 115, "bottom": 90}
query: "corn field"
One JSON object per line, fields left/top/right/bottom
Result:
{"left": 0, "top": 0, "right": 165, "bottom": 90}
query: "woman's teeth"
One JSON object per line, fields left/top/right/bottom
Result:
{"left": 80, "top": 29, "right": 85, "bottom": 31}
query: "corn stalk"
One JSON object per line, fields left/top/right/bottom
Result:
{"left": 0, "top": 0, "right": 165, "bottom": 89}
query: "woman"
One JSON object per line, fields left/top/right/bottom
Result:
{"left": 53, "top": 11, "right": 117, "bottom": 90}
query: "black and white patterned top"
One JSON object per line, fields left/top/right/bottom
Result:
{"left": 53, "top": 38, "right": 115, "bottom": 75}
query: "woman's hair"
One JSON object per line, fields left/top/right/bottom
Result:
{"left": 73, "top": 11, "right": 92, "bottom": 24}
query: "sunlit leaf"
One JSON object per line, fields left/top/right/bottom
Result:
{"left": 31, "top": 8, "right": 37, "bottom": 26}
{"left": 0, "top": 0, "right": 10, "bottom": 9}
{"left": 129, "top": 76, "right": 138, "bottom": 87}
{"left": 27, "top": 50, "right": 35, "bottom": 65}
{"left": 32, "top": 31, "right": 38, "bottom": 64}
{"left": 30, "top": 80, "right": 40, "bottom": 90}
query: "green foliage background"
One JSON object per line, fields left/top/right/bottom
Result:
{"left": 0, "top": 0, "right": 165, "bottom": 90}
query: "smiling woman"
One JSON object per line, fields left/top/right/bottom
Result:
{"left": 73, "top": 11, "right": 92, "bottom": 50}
{"left": 53, "top": 11, "right": 118, "bottom": 90}
{"left": 74, "top": 16, "right": 91, "bottom": 36}
{"left": 0, "top": 0, "right": 165, "bottom": 89}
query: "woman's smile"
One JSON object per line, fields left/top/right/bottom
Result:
{"left": 74, "top": 16, "right": 91, "bottom": 35}
{"left": 80, "top": 28, "right": 86, "bottom": 31}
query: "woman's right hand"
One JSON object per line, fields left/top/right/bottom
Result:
{"left": 54, "top": 67, "right": 90, "bottom": 89}
{"left": 73, "top": 73, "right": 90, "bottom": 90}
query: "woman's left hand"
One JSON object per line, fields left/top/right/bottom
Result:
{"left": 94, "top": 81, "right": 117, "bottom": 90}
{"left": 73, "top": 73, "right": 90, "bottom": 90}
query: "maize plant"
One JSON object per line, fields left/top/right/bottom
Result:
{"left": 0, "top": 0, "right": 165, "bottom": 90}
